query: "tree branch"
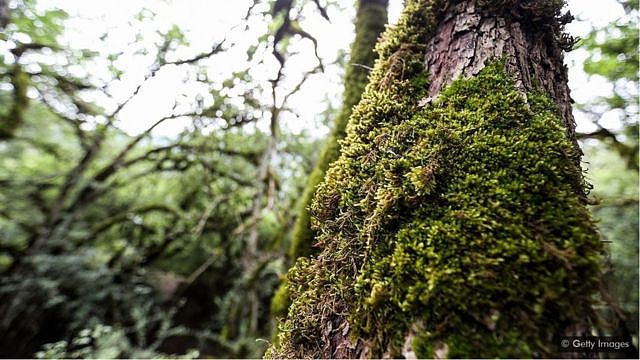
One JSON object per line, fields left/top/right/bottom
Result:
{"left": 165, "top": 40, "right": 226, "bottom": 66}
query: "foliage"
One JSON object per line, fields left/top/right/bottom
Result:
{"left": 35, "top": 324, "right": 200, "bottom": 359}
{"left": 574, "top": 0, "right": 639, "bottom": 347}
{"left": 583, "top": 142, "right": 639, "bottom": 345}
{"left": 0, "top": 0, "right": 87, "bottom": 140}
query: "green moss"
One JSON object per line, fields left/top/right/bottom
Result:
{"left": 274, "top": 0, "right": 389, "bottom": 335}
{"left": 272, "top": 0, "right": 389, "bottom": 343}
{"left": 268, "top": 1, "right": 602, "bottom": 358}
{"left": 411, "top": 335, "right": 432, "bottom": 359}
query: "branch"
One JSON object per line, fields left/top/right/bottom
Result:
{"left": 590, "top": 196, "right": 639, "bottom": 209}
{"left": 577, "top": 127, "right": 619, "bottom": 141}
{"left": 66, "top": 151, "right": 254, "bottom": 219}
{"left": 9, "top": 42, "right": 54, "bottom": 57}
{"left": 55, "top": 112, "right": 195, "bottom": 223}
{"left": 578, "top": 126, "right": 638, "bottom": 171}
{"left": 243, "top": 0, "right": 261, "bottom": 21}
{"left": 107, "top": 68, "right": 159, "bottom": 119}
{"left": 271, "top": 2, "right": 324, "bottom": 76}
{"left": 88, "top": 204, "right": 180, "bottom": 240}
{"left": 11, "top": 136, "right": 63, "bottom": 158}
{"left": 165, "top": 40, "right": 226, "bottom": 66}
{"left": 37, "top": 90, "right": 90, "bottom": 149}
{"left": 311, "top": 0, "right": 331, "bottom": 21}
{"left": 192, "top": 195, "right": 231, "bottom": 237}
{"left": 280, "top": 63, "right": 323, "bottom": 108}
{"left": 121, "top": 143, "right": 260, "bottom": 169}
{"left": 92, "top": 112, "right": 198, "bottom": 184}
{"left": 352, "top": 63, "right": 373, "bottom": 71}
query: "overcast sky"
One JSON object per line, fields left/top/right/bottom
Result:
{"left": 35, "top": 0, "right": 626, "bottom": 137}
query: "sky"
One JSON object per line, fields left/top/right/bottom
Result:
{"left": 34, "top": 0, "right": 626, "bottom": 137}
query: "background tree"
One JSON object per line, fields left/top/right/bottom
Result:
{"left": 584, "top": 143, "right": 638, "bottom": 348}
{"left": 268, "top": 0, "right": 604, "bottom": 357}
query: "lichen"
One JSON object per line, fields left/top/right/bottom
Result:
{"left": 267, "top": 1, "right": 602, "bottom": 358}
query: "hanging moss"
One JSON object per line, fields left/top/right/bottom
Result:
{"left": 267, "top": 0, "right": 602, "bottom": 358}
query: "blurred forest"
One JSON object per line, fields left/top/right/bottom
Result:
{"left": 0, "top": 0, "right": 637, "bottom": 358}
{"left": 577, "top": 0, "right": 638, "bottom": 347}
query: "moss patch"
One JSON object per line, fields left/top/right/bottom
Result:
{"left": 270, "top": 278, "right": 290, "bottom": 318}
{"left": 267, "top": 0, "right": 602, "bottom": 358}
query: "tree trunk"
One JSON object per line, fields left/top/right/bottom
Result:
{"left": 421, "top": 0, "right": 581, "bottom": 165}
{"left": 267, "top": 0, "right": 602, "bottom": 358}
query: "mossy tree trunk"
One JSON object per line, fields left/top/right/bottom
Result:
{"left": 421, "top": 0, "right": 580, "bottom": 163}
{"left": 0, "top": 2, "right": 29, "bottom": 141}
{"left": 0, "top": 66, "right": 29, "bottom": 140}
{"left": 268, "top": 0, "right": 602, "bottom": 358}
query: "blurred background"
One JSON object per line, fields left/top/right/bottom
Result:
{"left": 0, "top": 0, "right": 637, "bottom": 358}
